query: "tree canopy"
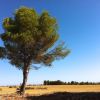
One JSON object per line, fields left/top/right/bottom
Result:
{"left": 1, "top": 7, "right": 70, "bottom": 69}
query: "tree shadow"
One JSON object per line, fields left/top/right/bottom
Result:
{"left": 26, "top": 92, "right": 100, "bottom": 100}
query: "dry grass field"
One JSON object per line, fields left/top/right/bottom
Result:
{"left": 0, "top": 85, "right": 100, "bottom": 95}
{"left": 0, "top": 85, "right": 100, "bottom": 100}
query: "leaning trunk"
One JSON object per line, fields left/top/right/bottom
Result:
{"left": 20, "top": 65, "right": 29, "bottom": 95}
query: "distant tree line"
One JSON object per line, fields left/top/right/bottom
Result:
{"left": 43, "top": 80, "right": 100, "bottom": 85}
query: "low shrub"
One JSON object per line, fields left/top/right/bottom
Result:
{"left": 25, "top": 87, "right": 35, "bottom": 90}
{"left": 9, "top": 86, "right": 17, "bottom": 88}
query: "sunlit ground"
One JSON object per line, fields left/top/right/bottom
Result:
{"left": 0, "top": 85, "right": 100, "bottom": 95}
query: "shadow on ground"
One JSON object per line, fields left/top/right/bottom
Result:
{"left": 26, "top": 92, "right": 100, "bottom": 100}
{"left": 1, "top": 92, "right": 100, "bottom": 100}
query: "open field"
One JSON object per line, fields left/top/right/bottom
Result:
{"left": 0, "top": 85, "right": 100, "bottom": 100}
{"left": 0, "top": 85, "right": 100, "bottom": 95}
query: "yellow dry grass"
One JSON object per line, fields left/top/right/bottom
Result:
{"left": 0, "top": 85, "right": 100, "bottom": 96}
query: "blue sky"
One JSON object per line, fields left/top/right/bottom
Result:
{"left": 0, "top": 0, "right": 100, "bottom": 85}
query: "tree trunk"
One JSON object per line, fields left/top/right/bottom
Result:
{"left": 19, "top": 65, "right": 29, "bottom": 95}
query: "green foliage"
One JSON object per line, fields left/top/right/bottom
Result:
{"left": 44, "top": 80, "right": 66, "bottom": 85}
{"left": 43, "top": 80, "right": 100, "bottom": 85}
{"left": 1, "top": 6, "right": 70, "bottom": 70}
{"left": 0, "top": 47, "right": 6, "bottom": 58}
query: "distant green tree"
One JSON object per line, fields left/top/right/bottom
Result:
{"left": 43, "top": 80, "right": 66, "bottom": 85}
{"left": 44, "top": 80, "right": 47, "bottom": 85}
{"left": 71, "top": 81, "right": 75, "bottom": 85}
{"left": 0, "top": 7, "right": 70, "bottom": 95}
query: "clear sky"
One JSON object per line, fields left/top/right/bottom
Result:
{"left": 0, "top": 0, "right": 100, "bottom": 85}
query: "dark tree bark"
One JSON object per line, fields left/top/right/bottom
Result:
{"left": 19, "top": 64, "right": 29, "bottom": 95}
